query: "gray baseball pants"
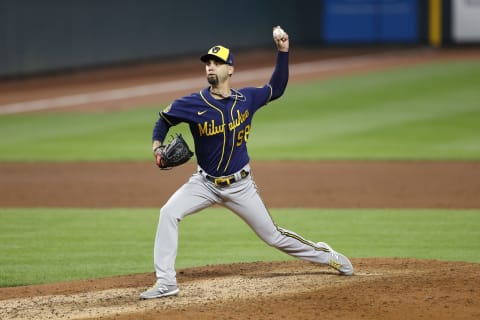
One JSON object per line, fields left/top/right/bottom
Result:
{"left": 153, "top": 164, "right": 331, "bottom": 285}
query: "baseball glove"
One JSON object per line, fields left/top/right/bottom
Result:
{"left": 155, "top": 134, "right": 194, "bottom": 170}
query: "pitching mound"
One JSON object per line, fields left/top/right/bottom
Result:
{"left": 1, "top": 259, "right": 479, "bottom": 320}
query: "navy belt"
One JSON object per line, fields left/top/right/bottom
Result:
{"left": 200, "top": 170, "right": 249, "bottom": 187}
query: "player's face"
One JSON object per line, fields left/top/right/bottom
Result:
{"left": 205, "top": 59, "right": 232, "bottom": 85}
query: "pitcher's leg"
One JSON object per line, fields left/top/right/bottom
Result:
{"left": 223, "top": 178, "right": 353, "bottom": 274}
{"left": 154, "top": 174, "right": 217, "bottom": 285}
{"left": 227, "top": 196, "right": 325, "bottom": 263}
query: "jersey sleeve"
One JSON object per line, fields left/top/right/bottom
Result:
{"left": 268, "top": 51, "right": 289, "bottom": 101}
{"left": 159, "top": 102, "right": 183, "bottom": 126}
{"left": 239, "top": 85, "right": 273, "bottom": 113}
{"left": 152, "top": 115, "right": 171, "bottom": 143}
{"left": 152, "top": 96, "right": 195, "bottom": 142}
{"left": 241, "top": 51, "right": 289, "bottom": 112}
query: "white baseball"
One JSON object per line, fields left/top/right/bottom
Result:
{"left": 273, "top": 27, "right": 285, "bottom": 40}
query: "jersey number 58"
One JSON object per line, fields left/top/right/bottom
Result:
{"left": 236, "top": 124, "right": 251, "bottom": 147}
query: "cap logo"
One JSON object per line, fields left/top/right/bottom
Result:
{"left": 201, "top": 45, "right": 234, "bottom": 65}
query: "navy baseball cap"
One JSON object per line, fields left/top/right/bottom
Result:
{"left": 200, "top": 45, "right": 234, "bottom": 65}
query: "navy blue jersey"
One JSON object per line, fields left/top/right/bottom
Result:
{"left": 153, "top": 51, "right": 288, "bottom": 176}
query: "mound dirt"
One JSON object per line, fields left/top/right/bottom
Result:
{"left": 1, "top": 259, "right": 479, "bottom": 320}
{"left": 1, "top": 161, "right": 480, "bottom": 208}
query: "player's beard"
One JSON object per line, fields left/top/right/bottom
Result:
{"left": 207, "top": 75, "right": 219, "bottom": 85}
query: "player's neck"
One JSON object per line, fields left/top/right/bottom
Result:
{"left": 209, "top": 85, "right": 232, "bottom": 100}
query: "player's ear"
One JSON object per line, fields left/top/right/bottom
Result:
{"left": 228, "top": 65, "right": 234, "bottom": 76}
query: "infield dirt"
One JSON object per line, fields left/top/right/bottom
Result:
{"left": 1, "top": 48, "right": 479, "bottom": 319}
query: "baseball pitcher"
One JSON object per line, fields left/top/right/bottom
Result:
{"left": 140, "top": 26, "right": 354, "bottom": 299}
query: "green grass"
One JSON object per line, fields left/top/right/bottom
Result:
{"left": 0, "top": 109, "right": 162, "bottom": 162}
{"left": 0, "top": 60, "right": 479, "bottom": 161}
{"left": 251, "top": 61, "right": 480, "bottom": 159}
{"left": 1, "top": 208, "right": 479, "bottom": 287}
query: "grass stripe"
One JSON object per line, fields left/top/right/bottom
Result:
{"left": 1, "top": 208, "right": 479, "bottom": 287}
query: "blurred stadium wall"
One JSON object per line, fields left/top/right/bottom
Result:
{"left": 0, "top": 0, "right": 478, "bottom": 78}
